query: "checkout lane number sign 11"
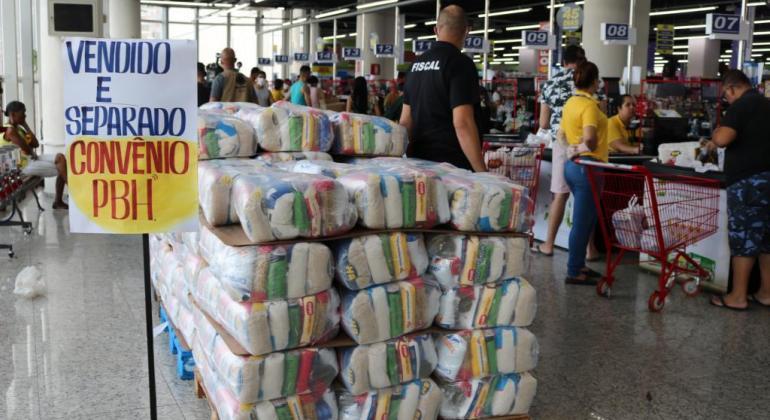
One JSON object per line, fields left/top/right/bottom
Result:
{"left": 342, "top": 47, "right": 362, "bottom": 60}
{"left": 413, "top": 40, "right": 435, "bottom": 55}
{"left": 706, "top": 13, "right": 747, "bottom": 40}
{"left": 521, "top": 30, "right": 553, "bottom": 50}
{"left": 600, "top": 23, "right": 637, "bottom": 45}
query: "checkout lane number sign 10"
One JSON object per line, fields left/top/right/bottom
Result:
{"left": 464, "top": 35, "right": 488, "bottom": 53}
{"left": 600, "top": 23, "right": 636, "bottom": 45}
{"left": 706, "top": 13, "right": 747, "bottom": 40}
{"left": 521, "top": 30, "right": 553, "bottom": 49}
{"left": 342, "top": 47, "right": 362, "bottom": 60}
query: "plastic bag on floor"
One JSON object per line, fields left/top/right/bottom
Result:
{"left": 327, "top": 111, "right": 408, "bottom": 157}
{"left": 340, "top": 276, "right": 441, "bottom": 344}
{"left": 435, "top": 277, "right": 537, "bottom": 330}
{"left": 438, "top": 372, "right": 538, "bottom": 418}
{"left": 231, "top": 170, "right": 356, "bottom": 243}
{"left": 198, "top": 110, "right": 257, "bottom": 159}
{"left": 333, "top": 232, "right": 429, "bottom": 290}
{"left": 611, "top": 195, "right": 646, "bottom": 249}
{"left": 338, "top": 333, "right": 437, "bottom": 395}
{"left": 194, "top": 306, "right": 338, "bottom": 403}
{"left": 427, "top": 235, "right": 529, "bottom": 290}
{"left": 337, "top": 378, "right": 442, "bottom": 420}
{"left": 433, "top": 327, "right": 539, "bottom": 382}
{"left": 198, "top": 224, "right": 333, "bottom": 302}
{"left": 13, "top": 266, "right": 45, "bottom": 299}
{"left": 257, "top": 151, "right": 333, "bottom": 163}
{"left": 193, "top": 267, "right": 340, "bottom": 355}
{"left": 198, "top": 159, "right": 271, "bottom": 226}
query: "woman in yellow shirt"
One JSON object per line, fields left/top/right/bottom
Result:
{"left": 560, "top": 61, "right": 608, "bottom": 285}
{"left": 607, "top": 95, "right": 641, "bottom": 154}
{"left": 270, "top": 79, "right": 285, "bottom": 102}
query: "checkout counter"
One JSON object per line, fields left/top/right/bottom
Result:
{"left": 532, "top": 146, "right": 734, "bottom": 292}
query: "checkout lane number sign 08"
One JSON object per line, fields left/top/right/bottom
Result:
{"left": 521, "top": 30, "right": 553, "bottom": 50}
{"left": 706, "top": 13, "right": 747, "bottom": 40}
{"left": 342, "top": 47, "right": 362, "bottom": 60}
{"left": 600, "top": 23, "right": 636, "bottom": 45}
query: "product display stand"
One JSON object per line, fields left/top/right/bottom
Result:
{"left": 142, "top": 234, "right": 159, "bottom": 420}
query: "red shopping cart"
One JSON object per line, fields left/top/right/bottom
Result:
{"left": 579, "top": 160, "right": 720, "bottom": 312}
{"left": 483, "top": 142, "right": 545, "bottom": 222}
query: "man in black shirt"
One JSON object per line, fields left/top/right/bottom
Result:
{"left": 400, "top": 5, "right": 486, "bottom": 172}
{"left": 708, "top": 70, "right": 770, "bottom": 310}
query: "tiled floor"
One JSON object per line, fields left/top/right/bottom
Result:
{"left": 1, "top": 192, "right": 768, "bottom": 419}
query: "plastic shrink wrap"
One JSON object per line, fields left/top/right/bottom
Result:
{"left": 435, "top": 278, "right": 537, "bottom": 330}
{"left": 341, "top": 276, "right": 441, "bottom": 344}
{"left": 192, "top": 267, "right": 340, "bottom": 355}
{"left": 338, "top": 333, "right": 437, "bottom": 395}
{"left": 257, "top": 151, "right": 333, "bottom": 163}
{"left": 427, "top": 235, "right": 528, "bottom": 290}
{"left": 198, "top": 110, "right": 257, "bottom": 159}
{"left": 337, "top": 378, "right": 442, "bottom": 420}
{"left": 438, "top": 372, "right": 537, "bottom": 419}
{"left": 326, "top": 111, "right": 408, "bottom": 157}
{"left": 199, "top": 224, "right": 333, "bottom": 302}
{"left": 241, "top": 102, "right": 333, "bottom": 152}
{"left": 333, "top": 232, "right": 428, "bottom": 290}
{"left": 433, "top": 327, "right": 538, "bottom": 382}
{"left": 200, "top": 101, "right": 262, "bottom": 115}
{"left": 198, "top": 159, "right": 271, "bottom": 226}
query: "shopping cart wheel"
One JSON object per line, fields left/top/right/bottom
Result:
{"left": 681, "top": 278, "right": 700, "bottom": 297}
{"left": 596, "top": 278, "right": 611, "bottom": 298}
{"left": 648, "top": 291, "right": 666, "bottom": 312}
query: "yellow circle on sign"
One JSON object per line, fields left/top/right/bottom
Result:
{"left": 67, "top": 136, "right": 199, "bottom": 234}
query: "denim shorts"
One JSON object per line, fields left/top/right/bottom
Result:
{"left": 727, "top": 171, "right": 770, "bottom": 257}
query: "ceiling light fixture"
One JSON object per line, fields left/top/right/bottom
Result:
{"left": 506, "top": 24, "right": 540, "bottom": 31}
{"left": 649, "top": 6, "right": 716, "bottom": 16}
{"left": 356, "top": 0, "right": 398, "bottom": 10}
{"left": 469, "top": 29, "right": 494, "bottom": 34}
{"left": 478, "top": 8, "right": 532, "bottom": 18}
{"left": 315, "top": 8, "right": 349, "bottom": 19}
{"left": 425, "top": 20, "right": 437, "bottom": 26}
{"left": 141, "top": 0, "right": 230, "bottom": 7}
{"left": 404, "top": 23, "right": 416, "bottom": 29}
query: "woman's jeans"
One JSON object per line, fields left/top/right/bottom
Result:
{"left": 564, "top": 159, "right": 600, "bottom": 277}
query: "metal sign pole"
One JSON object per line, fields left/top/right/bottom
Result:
{"left": 737, "top": 0, "right": 748, "bottom": 70}
{"left": 482, "top": 0, "right": 490, "bottom": 81}
{"left": 142, "top": 234, "right": 158, "bottom": 420}
{"left": 332, "top": 18, "right": 337, "bottom": 91}
{"left": 626, "top": 0, "right": 636, "bottom": 91}
{"left": 548, "top": 0, "right": 556, "bottom": 78}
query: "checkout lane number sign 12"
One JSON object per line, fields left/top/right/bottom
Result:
{"left": 522, "top": 30, "right": 553, "bottom": 50}
{"left": 600, "top": 23, "right": 636, "bottom": 45}
{"left": 706, "top": 13, "right": 747, "bottom": 40}
{"left": 375, "top": 44, "right": 395, "bottom": 57}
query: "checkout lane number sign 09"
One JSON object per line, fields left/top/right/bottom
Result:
{"left": 600, "top": 23, "right": 636, "bottom": 45}
{"left": 521, "top": 30, "right": 553, "bottom": 50}
{"left": 706, "top": 13, "right": 747, "bottom": 40}
{"left": 342, "top": 47, "right": 362, "bottom": 60}
{"left": 375, "top": 43, "right": 395, "bottom": 57}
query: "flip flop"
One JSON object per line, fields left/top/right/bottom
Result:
{"left": 748, "top": 294, "right": 770, "bottom": 308}
{"left": 531, "top": 244, "right": 554, "bottom": 257}
{"left": 581, "top": 267, "right": 602, "bottom": 278}
{"left": 709, "top": 295, "right": 748, "bottom": 311}
{"left": 565, "top": 276, "right": 598, "bottom": 286}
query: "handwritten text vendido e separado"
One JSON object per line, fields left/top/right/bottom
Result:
{"left": 65, "top": 39, "right": 192, "bottom": 223}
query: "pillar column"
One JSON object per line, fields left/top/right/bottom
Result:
{"left": 582, "top": 0, "right": 650, "bottom": 80}
{"left": 356, "top": 11, "right": 395, "bottom": 78}
{"left": 108, "top": 0, "right": 140, "bottom": 38}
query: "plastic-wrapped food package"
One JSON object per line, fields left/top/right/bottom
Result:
{"left": 193, "top": 308, "right": 338, "bottom": 403}
{"left": 194, "top": 333, "right": 340, "bottom": 420}
{"left": 435, "top": 277, "right": 537, "bottom": 330}
{"left": 339, "top": 333, "right": 437, "bottom": 395}
{"left": 199, "top": 101, "right": 263, "bottom": 115}
{"left": 337, "top": 378, "right": 442, "bottom": 420}
{"left": 193, "top": 267, "right": 340, "bottom": 355}
{"left": 275, "top": 159, "right": 356, "bottom": 179}
{"left": 230, "top": 170, "right": 356, "bottom": 243}
{"left": 333, "top": 232, "right": 429, "bottom": 290}
{"left": 241, "top": 102, "right": 333, "bottom": 152}
{"left": 198, "top": 159, "right": 271, "bottom": 226}
{"left": 198, "top": 224, "right": 333, "bottom": 302}
{"left": 427, "top": 235, "right": 528, "bottom": 290}
{"left": 327, "top": 112, "right": 408, "bottom": 157}
{"left": 198, "top": 110, "right": 257, "bottom": 159}
{"left": 340, "top": 276, "right": 441, "bottom": 344}
{"left": 441, "top": 171, "right": 532, "bottom": 233}
{"left": 438, "top": 372, "right": 537, "bottom": 419}
{"left": 433, "top": 327, "right": 538, "bottom": 382}
{"left": 257, "top": 151, "right": 333, "bottom": 163}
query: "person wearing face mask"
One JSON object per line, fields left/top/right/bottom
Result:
{"left": 607, "top": 95, "right": 641, "bottom": 154}
{"left": 253, "top": 70, "right": 273, "bottom": 107}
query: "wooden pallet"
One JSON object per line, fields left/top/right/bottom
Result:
{"left": 193, "top": 368, "right": 219, "bottom": 420}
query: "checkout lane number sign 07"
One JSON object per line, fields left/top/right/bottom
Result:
{"left": 62, "top": 38, "right": 198, "bottom": 234}
{"left": 706, "top": 13, "right": 747, "bottom": 40}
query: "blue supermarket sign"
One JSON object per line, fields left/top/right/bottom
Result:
{"left": 521, "top": 30, "right": 552, "bottom": 49}
{"left": 706, "top": 13, "right": 747, "bottom": 40}
{"left": 274, "top": 54, "right": 289, "bottom": 64}
{"left": 375, "top": 43, "right": 395, "bottom": 57}
{"left": 342, "top": 47, "right": 362, "bottom": 60}
{"left": 293, "top": 52, "right": 310, "bottom": 62}
{"left": 464, "top": 35, "right": 488, "bottom": 53}
{"left": 316, "top": 51, "right": 335, "bottom": 62}
{"left": 257, "top": 57, "right": 271, "bottom": 65}
{"left": 413, "top": 40, "right": 435, "bottom": 54}
{"left": 600, "top": 23, "right": 636, "bottom": 45}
